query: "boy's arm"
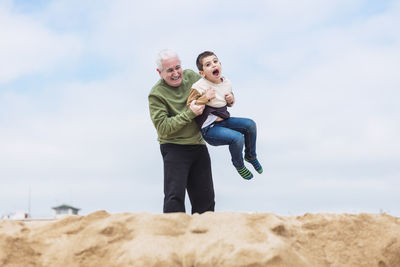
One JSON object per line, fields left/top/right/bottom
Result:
{"left": 187, "top": 88, "right": 209, "bottom": 107}
{"left": 226, "top": 92, "right": 235, "bottom": 107}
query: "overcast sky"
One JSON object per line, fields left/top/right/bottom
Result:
{"left": 1, "top": 0, "right": 399, "bottom": 218}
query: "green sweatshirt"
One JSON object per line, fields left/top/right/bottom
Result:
{"left": 148, "top": 69, "right": 205, "bottom": 145}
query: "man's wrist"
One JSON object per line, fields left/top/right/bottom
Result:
{"left": 186, "top": 108, "right": 197, "bottom": 119}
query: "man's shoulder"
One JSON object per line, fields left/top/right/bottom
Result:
{"left": 183, "top": 69, "right": 197, "bottom": 76}
{"left": 149, "top": 79, "right": 163, "bottom": 96}
{"left": 150, "top": 76, "right": 174, "bottom": 96}
{"left": 183, "top": 69, "right": 201, "bottom": 82}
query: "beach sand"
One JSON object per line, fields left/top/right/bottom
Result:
{"left": 1, "top": 211, "right": 399, "bottom": 266}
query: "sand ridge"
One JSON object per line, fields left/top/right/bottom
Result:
{"left": 0, "top": 211, "right": 399, "bottom": 267}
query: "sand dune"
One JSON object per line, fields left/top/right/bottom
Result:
{"left": 1, "top": 211, "right": 399, "bottom": 267}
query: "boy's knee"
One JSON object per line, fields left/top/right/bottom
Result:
{"left": 231, "top": 133, "right": 244, "bottom": 145}
{"left": 245, "top": 118, "right": 256, "bottom": 132}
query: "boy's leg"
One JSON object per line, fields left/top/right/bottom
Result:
{"left": 202, "top": 124, "right": 253, "bottom": 179}
{"left": 202, "top": 124, "right": 245, "bottom": 168}
{"left": 160, "top": 144, "right": 192, "bottom": 213}
{"left": 218, "top": 117, "right": 257, "bottom": 160}
{"left": 186, "top": 145, "right": 215, "bottom": 214}
{"left": 218, "top": 117, "right": 263, "bottom": 174}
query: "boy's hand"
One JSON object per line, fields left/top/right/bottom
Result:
{"left": 189, "top": 100, "right": 205, "bottom": 115}
{"left": 225, "top": 93, "right": 234, "bottom": 107}
{"left": 205, "top": 87, "right": 216, "bottom": 101}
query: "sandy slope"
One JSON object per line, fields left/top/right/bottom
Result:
{"left": 0, "top": 211, "right": 399, "bottom": 267}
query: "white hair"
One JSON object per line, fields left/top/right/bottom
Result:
{"left": 156, "top": 49, "right": 180, "bottom": 71}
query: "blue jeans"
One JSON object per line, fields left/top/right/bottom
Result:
{"left": 201, "top": 117, "right": 257, "bottom": 168}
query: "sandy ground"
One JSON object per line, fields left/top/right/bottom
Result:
{"left": 0, "top": 211, "right": 399, "bottom": 267}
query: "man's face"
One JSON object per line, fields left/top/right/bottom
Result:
{"left": 157, "top": 57, "right": 183, "bottom": 87}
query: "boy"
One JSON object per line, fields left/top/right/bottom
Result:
{"left": 187, "top": 51, "right": 262, "bottom": 180}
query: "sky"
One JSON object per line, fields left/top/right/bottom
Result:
{"left": 1, "top": 0, "right": 399, "bottom": 218}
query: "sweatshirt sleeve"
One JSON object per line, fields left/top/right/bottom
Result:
{"left": 149, "top": 94, "right": 197, "bottom": 137}
{"left": 186, "top": 88, "right": 209, "bottom": 107}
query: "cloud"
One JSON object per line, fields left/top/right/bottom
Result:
{"left": 0, "top": 72, "right": 162, "bottom": 216}
{"left": 0, "top": 4, "right": 82, "bottom": 84}
{"left": 1, "top": 0, "right": 399, "bottom": 217}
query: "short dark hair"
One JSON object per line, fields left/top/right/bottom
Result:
{"left": 196, "top": 51, "right": 216, "bottom": 71}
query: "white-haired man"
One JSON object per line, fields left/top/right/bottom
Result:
{"left": 148, "top": 49, "right": 215, "bottom": 214}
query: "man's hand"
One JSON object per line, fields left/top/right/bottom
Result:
{"left": 205, "top": 87, "right": 216, "bottom": 101}
{"left": 189, "top": 100, "right": 205, "bottom": 115}
{"left": 225, "top": 93, "right": 234, "bottom": 107}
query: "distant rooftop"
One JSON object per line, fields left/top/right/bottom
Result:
{"left": 52, "top": 204, "right": 80, "bottom": 211}
{"left": 52, "top": 204, "right": 80, "bottom": 218}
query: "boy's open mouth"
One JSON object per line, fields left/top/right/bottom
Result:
{"left": 212, "top": 69, "right": 220, "bottom": 76}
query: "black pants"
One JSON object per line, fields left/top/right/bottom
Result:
{"left": 160, "top": 143, "right": 215, "bottom": 214}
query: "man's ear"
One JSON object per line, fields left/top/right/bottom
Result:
{"left": 156, "top": 69, "right": 162, "bottom": 77}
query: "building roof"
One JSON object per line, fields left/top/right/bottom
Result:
{"left": 52, "top": 204, "right": 80, "bottom": 211}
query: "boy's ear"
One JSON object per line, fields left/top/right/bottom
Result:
{"left": 199, "top": 70, "right": 205, "bottom": 77}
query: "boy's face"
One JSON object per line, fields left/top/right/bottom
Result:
{"left": 157, "top": 56, "right": 183, "bottom": 87}
{"left": 199, "top": 55, "right": 222, "bottom": 84}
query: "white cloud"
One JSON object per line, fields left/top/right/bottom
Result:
{"left": 1, "top": 0, "right": 399, "bottom": 217}
{"left": 0, "top": 72, "right": 161, "bottom": 216}
{"left": 0, "top": 4, "right": 82, "bottom": 83}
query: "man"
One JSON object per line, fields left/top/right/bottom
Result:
{"left": 148, "top": 49, "right": 215, "bottom": 214}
